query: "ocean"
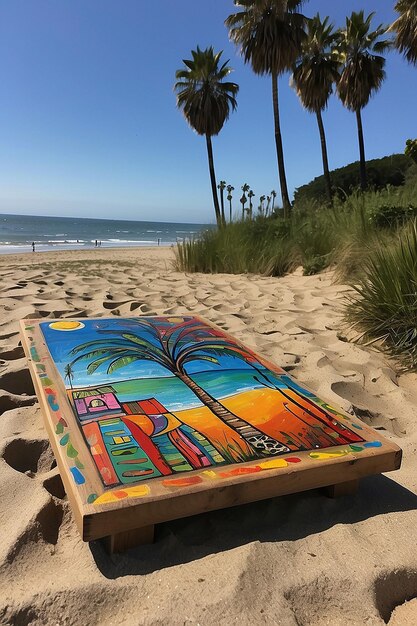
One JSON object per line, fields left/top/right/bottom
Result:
{"left": 0, "top": 213, "right": 212, "bottom": 254}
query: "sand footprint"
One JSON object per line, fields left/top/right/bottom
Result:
{"left": 2, "top": 438, "right": 54, "bottom": 476}
{"left": 375, "top": 568, "right": 417, "bottom": 624}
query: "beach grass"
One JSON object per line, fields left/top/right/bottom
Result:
{"left": 174, "top": 218, "right": 297, "bottom": 276}
{"left": 345, "top": 220, "right": 417, "bottom": 370}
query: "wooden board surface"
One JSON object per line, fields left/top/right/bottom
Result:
{"left": 20, "top": 315, "right": 402, "bottom": 542}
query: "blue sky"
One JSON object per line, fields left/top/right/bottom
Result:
{"left": 0, "top": 1, "right": 415, "bottom": 224}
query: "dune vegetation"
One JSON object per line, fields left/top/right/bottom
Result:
{"left": 174, "top": 1, "right": 417, "bottom": 370}
{"left": 175, "top": 175, "right": 417, "bottom": 369}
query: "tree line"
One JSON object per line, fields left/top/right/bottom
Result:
{"left": 174, "top": 1, "right": 417, "bottom": 227}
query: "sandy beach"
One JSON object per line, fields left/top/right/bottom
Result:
{"left": 1, "top": 246, "right": 417, "bottom": 625}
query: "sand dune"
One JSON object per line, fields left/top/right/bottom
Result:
{"left": 1, "top": 246, "right": 417, "bottom": 625}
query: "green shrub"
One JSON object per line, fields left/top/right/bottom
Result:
{"left": 345, "top": 221, "right": 417, "bottom": 370}
{"left": 303, "top": 254, "right": 329, "bottom": 276}
{"left": 370, "top": 204, "right": 417, "bottom": 228}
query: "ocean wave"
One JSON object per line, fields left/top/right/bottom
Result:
{"left": 106, "top": 238, "right": 157, "bottom": 244}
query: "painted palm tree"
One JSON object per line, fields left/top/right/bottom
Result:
{"left": 217, "top": 180, "right": 227, "bottom": 226}
{"left": 70, "top": 317, "right": 290, "bottom": 459}
{"left": 175, "top": 47, "right": 239, "bottom": 227}
{"left": 226, "top": 1, "right": 307, "bottom": 219}
{"left": 390, "top": 0, "right": 417, "bottom": 65}
{"left": 336, "top": 11, "right": 391, "bottom": 191}
{"left": 64, "top": 363, "right": 74, "bottom": 391}
{"left": 292, "top": 14, "right": 340, "bottom": 204}
{"left": 226, "top": 184, "right": 235, "bottom": 222}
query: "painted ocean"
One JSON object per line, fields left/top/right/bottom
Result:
{"left": 0, "top": 213, "right": 212, "bottom": 254}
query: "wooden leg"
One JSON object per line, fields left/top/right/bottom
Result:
{"left": 324, "top": 479, "right": 359, "bottom": 498}
{"left": 104, "top": 524, "right": 155, "bottom": 554}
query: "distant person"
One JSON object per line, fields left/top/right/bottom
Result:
{"left": 95, "top": 239, "right": 98, "bottom": 247}
{"left": 99, "top": 240, "right": 102, "bottom": 247}
{"left": 157, "top": 237, "right": 161, "bottom": 246}
{"left": 32, "top": 241, "right": 35, "bottom": 253}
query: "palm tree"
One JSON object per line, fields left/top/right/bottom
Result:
{"left": 64, "top": 363, "right": 74, "bottom": 391}
{"left": 240, "top": 193, "right": 247, "bottom": 219}
{"left": 292, "top": 14, "right": 340, "bottom": 204}
{"left": 175, "top": 47, "right": 239, "bottom": 227}
{"left": 259, "top": 195, "right": 266, "bottom": 215}
{"left": 336, "top": 11, "right": 391, "bottom": 191}
{"left": 265, "top": 195, "right": 272, "bottom": 216}
{"left": 70, "top": 317, "right": 291, "bottom": 459}
{"left": 241, "top": 183, "right": 250, "bottom": 219}
{"left": 248, "top": 189, "right": 255, "bottom": 218}
{"left": 217, "top": 180, "right": 227, "bottom": 226}
{"left": 391, "top": 0, "right": 417, "bottom": 65}
{"left": 226, "top": 1, "right": 307, "bottom": 219}
{"left": 226, "top": 184, "right": 235, "bottom": 222}
{"left": 271, "top": 190, "right": 277, "bottom": 212}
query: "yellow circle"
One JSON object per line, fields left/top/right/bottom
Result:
{"left": 49, "top": 321, "right": 85, "bottom": 331}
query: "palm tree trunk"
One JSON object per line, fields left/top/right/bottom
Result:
{"left": 205, "top": 134, "right": 222, "bottom": 227}
{"left": 250, "top": 363, "right": 363, "bottom": 445}
{"left": 355, "top": 108, "right": 367, "bottom": 191}
{"left": 220, "top": 189, "right": 226, "bottom": 227}
{"left": 272, "top": 73, "right": 291, "bottom": 219}
{"left": 229, "top": 199, "right": 232, "bottom": 223}
{"left": 176, "top": 369, "right": 290, "bottom": 457}
{"left": 316, "top": 109, "right": 333, "bottom": 205}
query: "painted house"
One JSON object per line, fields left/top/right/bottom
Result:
{"left": 71, "top": 386, "right": 122, "bottom": 421}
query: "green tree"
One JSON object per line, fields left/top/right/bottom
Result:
{"left": 405, "top": 139, "right": 417, "bottom": 164}
{"left": 70, "top": 317, "right": 291, "bottom": 459}
{"left": 175, "top": 47, "right": 239, "bottom": 227}
{"left": 217, "top": 180, "right": 227, "bottom": 226}
{"left": 226, "top": 184, "right": 235, "bottom": 222}
{"left": 336, "top": 11, "right": 391, "bottom": 191}
{"left": 391, "top": 0, "right": 417, "bottom": 65}
{"left": 226, "top": 1, "right": 307, "bottom": 219}
{"left": 292, "top": 14, "right": 340, "bottom": 204}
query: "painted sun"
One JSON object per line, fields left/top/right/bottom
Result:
{"left": 49, "top": 321, "right": 85, "bottom": 331}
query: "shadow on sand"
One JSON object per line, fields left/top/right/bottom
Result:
{"left": 90, "top": 473, "right": 417, "bottom": 579}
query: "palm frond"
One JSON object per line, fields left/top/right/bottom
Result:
{"left": 107, "top": 355, "right": 140, "bottom": 375}
{"left": 226, "top": 0, "right": 307, "bottom": 76}
{"left": 335, "top": 11, "right": 389, "bottom": 111}
{"left": 390, "top": 0, "right": 417, "bottom": 64}
{"left": 174, "top": 46, "right": 239, "bottom": 136}
{"left": 176, "top": 339, "right": 255, "bottom": 370}
{"left": 121, "top": 333, "right": 167, "bottom": 361}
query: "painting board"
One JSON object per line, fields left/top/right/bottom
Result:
{"left": 20, "top": 315, "right": 402, "bottom": 547}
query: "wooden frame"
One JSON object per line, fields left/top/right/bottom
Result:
{"left": 20, "top": 316, "right": 402, "bottom": 552}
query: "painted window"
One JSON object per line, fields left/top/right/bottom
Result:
{"left": 89, "top": 398, "right": 106, "bottom": 408}
{"left": 112, "top": 435, "right": 131, "bottom": 444}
